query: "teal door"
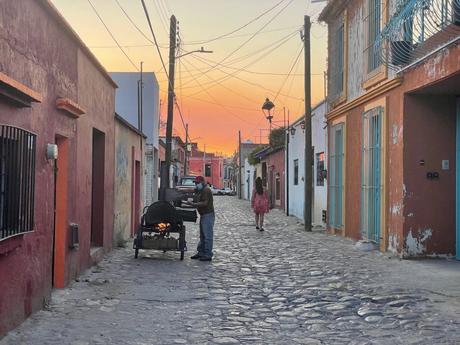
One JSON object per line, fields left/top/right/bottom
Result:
{"left": 456, "top": 98, "right": 460, "bottom": 260}
{"left": 361, "top": 107, "right": 382, "bottom": 243}
{"left": 329, "top": 124, "right": 344, "bottom": 228}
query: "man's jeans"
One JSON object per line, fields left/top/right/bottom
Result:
{"left": 197, "top": 212, "right": 215, "bottom": 258}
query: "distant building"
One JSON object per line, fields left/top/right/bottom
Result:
{"left": 188, "top": 144, "right": 224, "bottom": 189}
{"left": 287, "top": 102, "right": 327, "bottom": 226}
{"left": 159, "top": 136, "right": 186, "bottom": 186}
{"left": 110, "top": 72, "right": 160, "bottom": 206}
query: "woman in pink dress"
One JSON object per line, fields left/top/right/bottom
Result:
{"left": 251, "top": 177, "right": 269, "bottom": 231}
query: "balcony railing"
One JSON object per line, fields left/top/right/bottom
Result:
{"left": 375, "top": 0, "right": 460, "bottom": 71}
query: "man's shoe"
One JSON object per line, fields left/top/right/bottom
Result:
{"left": 199, "top": 257, "right": 212, "bottom": 261}
{"left": 191, "top": 253, "right": 201, "bottom": 259}
{"left": 260, "top": 227, "right": 265, "bottom": 232}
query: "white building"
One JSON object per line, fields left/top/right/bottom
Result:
{"left": 110, "top": 72, "right": 160, "bottom": 205}
{"left": 243, "top": 158, "right": 258, "bottom": 201}
{"left": 287, "top": 101, "right": 327, "bottom": 226}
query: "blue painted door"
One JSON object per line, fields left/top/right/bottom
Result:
{"left": 456, "top": 98, "right": 460, "bottom": 260}
{"left": 361, "top": 107, "right": 382, "bottom": 243}
{"left": 329, "top": 124, "right": 344, "bottom": 228}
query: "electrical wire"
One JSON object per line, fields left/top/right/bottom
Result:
{"left": 273, "top": 44, "right": 304, "bottom": 102}
{"left": 179, "top": 58, "right": 259, "bottom": 126}
{"left": 182, "top": 0, "right": 295, "bottom": 87}
{"left": 179, "top": 30, "right": 300, "bottom": 92}
{"left": 114, "top": 0, "right": 154, "bottom": 44}
{"left": 182, "top": 0, "right": 288, "bottom": 45}
{"left": 87, "top": 0, "right": 139, "bottom": 71}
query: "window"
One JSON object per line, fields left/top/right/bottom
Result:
{"left": 367, "top": 0, "right": 382, "bottom": 72}
{"left": 316, "top": 152, "right": 325, "bottom": 186}
{"left": 336, "top": 23, "right": 345, "bottom": 95}
{"left": 205, "top": 164, "right": 211, "bottom": 177}
{"left": 0, "top": 126, "right": 36, "bottom": 240}
{"left": 329, "top": 124, "right": 344, "bottom": 228}
{"left": 293, "top": 159, "right": 299, "bottom": 185}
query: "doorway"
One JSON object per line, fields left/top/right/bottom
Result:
{"left": 131, "top": 156, "right": 141, "bottom": 237}
{"left": 91, "top": 129, "right": 105, "bottom": 247}
{"left": 456, "top": 97, "right": 460, "bottom": 260}
{"left": 53, "top": 136, "right": 69, "bottom": 288}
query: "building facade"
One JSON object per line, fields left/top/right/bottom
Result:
{"left": 256, "top": 147, "right": 286, "bottom": 210}
{"left": 287, "top": 102, "right": 328, "bottom": 225}
{"left": 114, "top": 115, "right": 145, "bottom": 247}
{"left": 320, "top": 0, "right": 460, "bottom": 257}
{"left": 0, "top": 0, "right": 116, "bottom": 335}
{"left": 188, "top": 144, "right": 224, "bottom": 189}
{"left": 110, "top": 72, "right": 160, "bottom": 206}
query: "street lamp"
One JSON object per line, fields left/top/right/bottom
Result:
{"left": 262, "top": 98, "right": 275, "bottom": 133}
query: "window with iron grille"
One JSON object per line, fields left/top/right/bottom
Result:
{"left": 316, "top": 152, "right": 325, "bottom": 186}
{"left": 0, "top": 126, "right": 36, "bottom": 240}
{"left": 367, "top": 0, "right": 382, "bottom": 72}
{"left": 293, "top": 159, "right": 299, "bottom": 185}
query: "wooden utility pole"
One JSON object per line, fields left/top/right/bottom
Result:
{"left": 238, "top": 130, "right": 242, "bottom": 199}
{"left": 285, "top": 108, "right": 290, "bottom": 216}
{"left": 184, "top": 123, "right": 188, "bottom": 176}
{"left": 304, "top": 15, "right": 313, "bottom": 232}
{"left": 163, "top": 15, "right": 177, "bottom": 193}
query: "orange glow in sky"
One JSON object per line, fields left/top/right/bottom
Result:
{"left": 51, "top": 0, "right": 327, "bottom": 156}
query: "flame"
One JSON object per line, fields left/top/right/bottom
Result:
{"left": 155, "top": 222, "right": 170, "bottom": 231}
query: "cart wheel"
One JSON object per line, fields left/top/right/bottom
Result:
{"left": 134, "top": 248, "right": 139, "bottom": 259}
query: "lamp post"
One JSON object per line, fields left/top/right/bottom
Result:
{"left": 262, "top": 98, "right": 275, "bottom": 138}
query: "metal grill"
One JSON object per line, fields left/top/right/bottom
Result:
{"left": 0, "top": 125, "right": 36, "bottom": 240}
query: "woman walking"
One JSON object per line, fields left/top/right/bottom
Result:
{"left": 251, "top": 177, "right": 269, "bottom": 231}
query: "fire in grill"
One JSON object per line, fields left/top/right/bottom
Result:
{"left": 133, "top": 201, "right": 197, "bottom": 260}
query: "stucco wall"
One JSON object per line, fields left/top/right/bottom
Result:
{"left": 114, "top": 121, "right": 144, "bottom": 247}
{"left": 0, "top": 0, "right": 116, "bottom": 335}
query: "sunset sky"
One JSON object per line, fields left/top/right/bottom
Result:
{"left": 50, "top": 0, "right": 327, "bottom": 156}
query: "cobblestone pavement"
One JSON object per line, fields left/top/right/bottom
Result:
{"left": 2, "top": 197, "right": 460, "bottom": 345}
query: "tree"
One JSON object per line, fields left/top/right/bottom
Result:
{"left": 248, "top": 145, "right": 266, "bottom": 165}
{"left": 269, "top": 127, "right": 286, "bottom": 148}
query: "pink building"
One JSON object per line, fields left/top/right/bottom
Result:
{"left": 188, "top": 145, "right": 224, "bottom": 189}
{"left": 256, "top": 147, "right": 286, "bottom": 210}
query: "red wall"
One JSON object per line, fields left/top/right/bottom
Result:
{"left": 0, "top": 0, "right": 115, "bottom": 336}
{"left": 188, "top": 154, "right": 224, "bottom": 189}
{"left": 261, "top": 149, "right": 285, "bottom": 210}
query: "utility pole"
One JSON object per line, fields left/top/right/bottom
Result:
{"left": 184, "top": 123, "right": 189, "bottom": 176}
{"left": 238, "top": 130, "right": 242, "bottom": 199}
{"left": 203, "top": 144, "right": 206, "bottom": 179}
{"left": 304, "top": 15, "right": 313, "bottom": 232}
{"left": 161, "top": 15, "right": 177, "bottom": 196}
{"left": 285, "top": 107, "right": 290, "bottom": 217}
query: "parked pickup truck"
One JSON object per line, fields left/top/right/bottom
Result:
{"left": 174, "top": 176, "right": 197, "bottom": 207}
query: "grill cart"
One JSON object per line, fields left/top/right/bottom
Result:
{"left": 133, "top": 201, "right": 197, "bottom": 260}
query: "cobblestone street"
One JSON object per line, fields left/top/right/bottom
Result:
{"left": 2, "top": 197, "right": 460, "bottom": 345}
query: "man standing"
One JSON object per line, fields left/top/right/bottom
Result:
{"left": 186, "top": 176, "right": 215, "bottom": 261}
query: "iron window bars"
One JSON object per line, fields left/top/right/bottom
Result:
{"left": 0, "top": 125, "right": 36, "bottom": 240}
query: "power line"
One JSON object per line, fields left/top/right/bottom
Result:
{"left": 182, "top": 0, "right": 295, "bottom": 87}
{"left": 87, "top": 0, "right": 139, "bottom": 71}
{"left": 179, "top": 30, "right": 299, "bottom": 91}
{"left": 114, "top": 0, "right": 154, "bottom": 44}
{"left": 183, "top": 0, "right": 288, "bottom": 45}
{"left": 179, "top": 57, "right": 259, "bottom": 126}
{"left": 88, "top": 25, "right": 300, "bottom": 49}
{"left": 273, "top": 43, "right": 304, "bottom": 102}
